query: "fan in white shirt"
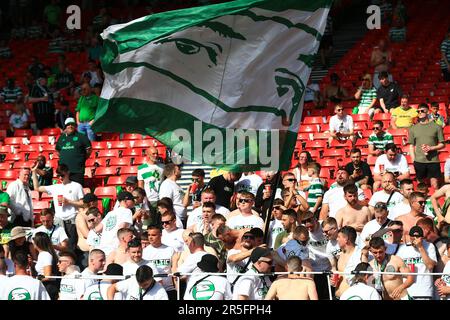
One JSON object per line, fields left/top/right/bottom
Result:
{"left": 186, "top": 189, "right": 230, "bottom": 228}
{"left": 368, "top": 173, "right": 404, "bottom": 217}
{"left": 340, "top": 262, "right": 381, "bottom": 300}
{"left": 161, "top": 211, "right": 185, "bottom": 252}
{"left": 158, "top": 164, "right": 186, "bottom": 221}
{"left": 33, "top": 209, "right": 68, "bottom": 253}
{"left": 226, "top": 192, "right": 264, "bottom": 231}
{"left": 372, "top": 143, "right": 410, "bottom": 190}
{"left": 121, "top": 238, "right": 152, "bottom": 276}
{"left": 177, "top": 232, "right": 208, "bottom": 282}
{"left": 57, "top": 251, "right": 86, "bottom": 300}
{"left": 386, "top": 179, "right": 414, "bottom": 220}
{"left": 83, "top": 263, "right": 124, "bottom": 300}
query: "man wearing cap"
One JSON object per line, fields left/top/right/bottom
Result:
{"left": 32, "top": 163, "right": 84, "bottom": 252}
{"left": 184, "top": 254, "right": 232, "bottom": 300}
{"left": 97, "top": 191, "right": 135, "bottom": 256}
{"left": 367, "top": 237, "right": 414, "bottom": 300}
{"left": 55, "top": 117, "right": 92, "bottom": 186}
{"left": 57, "top": 250, "right": 86, "bottom": 300}
{"left": 396, "top": 226, "right": 437, "bottom": 299}
{"left": 137, "top": 146, "right": 164, "bottom": 207}
{"left": 265, "top": 256, "right": 318, "bottom": 300}
{"left": 83, "top": 263, "right": 124, "bottom": 300}
{"left": 232, "top": 247, "right": 272, "bottom": 300}
{"left": 113, "top": 176, "right": 138, "bottom": 209}
{"left": 75, "top": 82, "right": 98, "bottom": 141}
{"left": 319, "top": 168, "right": 366, "bottom": 220}
{"left": 108, "top": 264, "right": 168, "bottom": 300}
{"left": 7, "top": 167, "right": 34, "bottom": 227}
{"left": 339, "top": 262, "right": 381, "bottom": 300}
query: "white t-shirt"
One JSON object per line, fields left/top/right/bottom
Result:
{"left": 268, "top": 219, "right": 284, "bottom": 249}
{"left": 308, "top": 226, "right": 332, "bottom": 271}
{"left": 368, "top": 190, "right": 404, "bottom": 215}
{"left": 122, "top": 259, "right": 152, "bottom": 277}
{"left": 34, "top": 225, "right": 68, "bottom": 248}
{"left": 232, "top": 267, "right": 272, "bottom": 300}
{"left": 235, "top": 174, "right": 263, "bottom": 196}
{"left": 322, "top": 185, "right": 365, "bottom": 218}
{"left": 441, "top": 261, "right": 450, "bottom": 301}
{"left": 83, "top": 281, "right": 123, "bottom": 300}
{"left": 59, "top": 271, "right": 86, "bottom": 300}
{"left": 177, "top": 251, "right": 208, "bottom": 275}
{"left": 1, "top": 275, "right": 50, "bottom": 300}
{"left": 304, "top": 83, "right": 320, "bottom": 102}
{"left": 86, "top": 230, "right": 102, "bottom": 249}
{"left": 187, "top": 205, "right": 230, "bottom": 227}
{"left": 226, "top": 214, "right": 264, "bottom": 231}
{"left": 0, "top": 275, "right": 8, "bottom": 299}
{"left": 326, "top": 239, "right": 341, "bottom": 261}
{"left": 184, "top": 274, "right": 232, "bottom": 300}
{"left": 9, "top": 112, "right": 28, "bottom": 128}
{"left": 161, "top": 228, "right": 185, "bottom": 252}
{"left": 388, "top": 201, "right": 411, "bottom": 220}
{"left": 396, "top": 241, "right": 437, "bottom": 298}
{"left": 373, "top": 154, "right": 409, "bottom": 174}
{"left": 358, "top": 219, "right": 388, "bottom": 247}
{"left": 444, "top": 159, "right": 450, "bottom": 179}
{"left": 329, "top": 114, "right": 354, "bottom": 133}
{"left": 43, "top": 182, "right": 84, "bottom": 220}
{"left": 35, "top": 251, "right": 53, "bottom": 275}
{"left": 137, "top": 163, "right": 164, "bottom": 202}
{"left": 115, "top": 277, "right": 168, "bottom": 300}
{"left": 143, "top": 244, "right": 175, "bottom": 291}
{"left": 226, "top": 249, "right": 250, "bottom": 283}
{"left": 340, "top": 282, "right": 382, "bottom": 300}
{"left": 276, "top": 239, "right": 309, "bottom": 261}
{"left": 81, "top": 268, "right": 97, "bottom": 293}
{"left": 159, "top": 179, "right": 186, "bottom": 219}
{"left": 343, "top": 247, "right": 363, "bottom": 286}
{"left": 99, "top": 206, "right": 133, "bottom": 256}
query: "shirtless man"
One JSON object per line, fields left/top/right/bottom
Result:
{"left": 368, "top": 237, "right": 414, "bottom": 300}
{"left": 105, "top": 228, "right": 133, "bottom": 267}
{"left": 335, "top": 184, "right": 371, "bottom": 233}
{"left": 330, "top": 226, "right": 367, "bottom": 298}
{"left": 430, "top": 184, "right": 450, "bottom": 225}
{"left": 396, "top": 192, "right": 430, "bottom": 243}
{"left": 265, "top": 256, "right": 318, "bottom": 300}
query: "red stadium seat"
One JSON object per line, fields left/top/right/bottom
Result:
{"left": 29, "top": 135, "right": 49, "bottom": 144}
{"left": 95, "top": 167, "right": 120, "bottom": 177}
{"left": 33, "top": 200, "right": 50, "bottom": 213}
{"left": 109, "top": 157, "right": 133, "bottom": 167}
{"left": 120, "top": 166, "right": 138, "bottom": 175}
{"left": 91, "top": 141, "right": 107, "bottom": 150}
{"left": 4, "top": 137, "right": 24, "bottom": 145}
{"left": 0, "top": 170, "right": 18, "bottom": 180}
{"left": 122, "top": 148, "right": 145, "bottom": 157}
{"left": 13, "top": 129, "right": 33, "bottom": 137}
{"left": 303, "top": 116, "right": 324, "bottom": 125}
{"left": 351, "top": 114, "right": 370, "bottom": 122}
{"left": 133, "top": 140, "right": 155, "bottom": 148}
{"left": 97, "top": 150, "right": 120, "bottom": 158}
{"left": 41, "top": 128, "right": 61, "bottom": 136}
{"left": 122, "top": 133, "right": 144, "bottom": 140}
{"left": 298, "top": 124, "right": 319, "bottom": 133}
{"left": 372, "top": 113, "right": 391, "bottom": 121}
{"left": 106, "top": 176, "right": 128, "bottom": 186}
{"left": 318, "top": 158, "right": 339, "bottom": 168}
{"left": 304, "top": 140, "right": 326, "bottom": 149}
{"left": 94, "top": 186, "right": 117, "bottom": 199}
{"left": 0, "top": 163, "right": 11, "bottom": 170}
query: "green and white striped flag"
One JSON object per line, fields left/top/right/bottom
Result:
{"left": 92, "top": 0, "right": 332, "bottom": 171}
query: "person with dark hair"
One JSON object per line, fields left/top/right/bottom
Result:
{"left": 55, "top": 116, "right": 92, "bottom": 186}
{"left": 31, "top": 232, "right": 60, "bottom": 300}
{"left": 33, "top": 208, "right": 68, "bottom": 253}
{"left": 0, "top": 78, "right": 23, "bottom": 103}
{"left": 397, "top": 192, "right": 430, "bottom": 242}
{"left": 376, "top": 71, "right": 402, "bottom": 112}
{"left": 274, "top": 209, "right": 297, "bottom": 249}
{"left": 29, "top": 155, "right": 53, "bottom": 191}
{"left": 440, "top": 28, "right": 450, "bottom": 82}
{"left": 159, "top": 163, "right": 186, "bottom": 224}
{"left": 324, "top": 73, "right": 350, "bottom": 104}
{"left": 1, "top": 251, "right": 50, "bottom": 300}
{"left": 389, "top": 179, "right": 415, "bottom": 219}
{"left": 390, "top": 95, "right": 417, "bottom": 129}
{"left": 368, "top": 120, "right": 394, "bottom": 157}
{"left": 32, "top": 163, "right": 84, "bottom": 253}
{"left": 75, "top": 82, "right": 98, "bottom": 141}
{"left": 335, "top": 184, "right": 371, "bottom": 233}
{"left": 107, "top": 264, "right": 168, "bottom": 300}
{"left": 187, "top": 188, "right": 230, "bottom": 230}
{"left": 188, "top": 201, "right": 216, "bottom": 235}
{"left": 160, "top": 210, "right": 184, "bottom": 252}
{"left": 183, "top": 168, "right": 207, "bottom": 209}
{"left": 122, "top": 238, "right": 152, "bottom": 276}
{"left": 292, "top": 151, "right": 313, "bottom": 190}
{"left": 345, "top": 148, "right": 373, "bottom": 190}
{"left": 331, "top": 226, "right": 366, "bottom": 299}
{"left": 207, "top": 172, "right": 242, "bottom": 210}
{"left": 27, "top": 75, "right": 55, "bottom": 134}
{"left": 226, "top": 191, "right": 264, "bottom": 232}
{"left": 428, "top": 101, "right": 445, "bottom": 128}
{"left": 373, "top": 143, "right": 410, "bottom": 190}
{"left": 359, "top": 202, "right": 390, "bottom": 247}
{"left": 58, "top": 250, "right": 85, "bottom": 300}
{"left": 328, "top": 104, "right": 356, "bottom": 147}
{"left": 339, "top": 262, "right": 381, "bottom": 300}
{"left": 55, "top": 99, "right": 74, "bottom": 130}
{"left": 409, "top": 103, "right": 445, "bottom": 190}
{"left": 366, "top": 237, "right": 414, "bottom": 300}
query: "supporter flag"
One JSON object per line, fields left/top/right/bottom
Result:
{"left": 92, "top": 0, "right": 332, "bottom": 171}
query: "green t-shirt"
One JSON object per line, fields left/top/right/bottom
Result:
{"left": 44, "top": 4, "right": 62, "bottom": 26}
{"left": 368, "top": 131, "right": 394, "bottom": 150}
{"left": 56, "top": 132, "right": 91, "bottom": 173}
{"left": 0, "top": 191, "right": 10, "bottom": 205}
{"left": 0, "top": 222, "right": 13, "bottom": 245}
{"left": 408, "top": 121, "right": 444, "bottom": 163}
{"left": 76, "top": 94, "right": 99, "bottom": 122}
{"left": 305, "top": 178, "right": 324, "bottom": 208}
{"left": 274, "top": 230, "right": 288, "bottom": 250}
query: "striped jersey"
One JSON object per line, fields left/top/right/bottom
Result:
{"left": 137, "top": 162, "right": 164, "bottom": 202}
{"left": 440, "top": 39, "right": 450, "bottom": 69}
{"left": 1, "top": 86, "right": 22, "bottom": 103}
{"left": 389, "top": 27, "right": 406, "bottom": 42}
{"left": 357, "top": 87, "right": 377, "bottom": 108}
{"left": 305, "top": 178, "right": 324, "bottom": 208}
{"left": 368, "top": 131, "right": 394, "bottom": 150}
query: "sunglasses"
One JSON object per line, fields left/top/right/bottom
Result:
{"left": 416, "top": 201, "right": 426, "bottom": 206}
{"left": 238, "top": 198, "right": 252, "bottom": 204}
{"left": 243, "top": 235, "right": 255, "bottom": 240}
{"left": 273, "top": 206, "right": 281, "bottom": 210}
{"left": 161, "top": 219, "right": 174, "bottom": 225}
{"left": 374, "top": 203, "right": 387, "bottom": 210}
{"left": 57, "top": 260, "right": 70, "bottom": 264}
{"left": 87, "top": 218, "right": 96, "bottom": 223}
{"left": 57, "top": 174, "right": 65, "bottom": 178}
{"left": 323, "top": 227, "right": 336, "bottom": 234}
{"left": 373, "top": 127, "right": 381, "bottom": 130}
{"left": 418, "top": 110, "right": 428, "bottom": 113}
{"left": 260, "top": 260, "right": 273, "bottom": 265}
{"left": 284, "top": 178, "right": 296, "bottom": 182}
{"left": 192, "top": 178, "right": 200, "bottom": 182}
{"left": 336, "top": 109, "right": 343, "bottom": 112}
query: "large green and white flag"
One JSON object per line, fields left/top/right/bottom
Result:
{"left": 92, "top": 0, "right": 332, "bottom": 171}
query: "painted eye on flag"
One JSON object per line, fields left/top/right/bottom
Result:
{"left": 156, "top": 37, "right": 223, "bottom": 66}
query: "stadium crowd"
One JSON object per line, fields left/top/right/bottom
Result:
{"left": 0, "top": 0, "right": 449, "bottom": 301}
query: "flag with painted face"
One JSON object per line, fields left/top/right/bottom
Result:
{"left": 92, "top": 0, "right": 332, "bottom": 171}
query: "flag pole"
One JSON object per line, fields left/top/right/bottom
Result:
{"left": 262, "top": 171, "right": 282, "bottom": 245}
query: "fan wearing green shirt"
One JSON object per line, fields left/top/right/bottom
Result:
{"left": 76, "top": 83, "right": 99, "bottom": 141}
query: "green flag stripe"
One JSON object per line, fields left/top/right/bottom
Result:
{"left": 235, "top": 10, "right": 322, "bottom": 40}
{"left": 101, "top": 60, "right": 300, "bottom": 121}
{"left": 92, "top": 97, "right": 297, "bottom": 171}
{"left": 102, "top": 0, "right": 330, "bottom": 56}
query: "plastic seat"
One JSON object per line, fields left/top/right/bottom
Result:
{"left": 303, "top": 116, "right": 324, "bottom": 125}
{"left": 132, "top": 156, "right": 146, "bottom": 166}
{"left": 4, "top": 137, "right": 24, "bottom": 145}
{"left": 120, "top": 166, "right": 138, "bottom": 175}
{"left": 122, "top": 148, "right": 145, "bottom": 157}
{"left": 94, "top": 186, "right": 117, "bottom": 199}
{"left": 318, "top": 158, "right": 339, "bottom": 168}
{"left": 351, "top": 114, "right": 370, "bottom": 122}
{"left": 33, "top": 200, "right": 50, "bottom": 213}
{"left": 304, "top": 140, "right": 326, "bottom": 149}
{"left": 296, "top": 133, "right": 312, "bottom": 141}
{"left": 0, "top": 163, "right": 11, "bottom": 170}
{"left": 13, "top": 129, "right": 33, "bottom": 137}
{"left": 91, "top": 141, "right": 107, "bottom": 150}
{"left": 108, "top": 141, "right": 130, "bottom": 149}
{"left": 122, "top": 133, "right": 144, "bottom": 140}
{"left": 94, "top": 166, "right": 120, "bottom": 177}
{"left": 322, "top": 149, "right": 346, "bottom": 159}
{"left": 311, "top": 132, "right": 329, "bottom": 140}
{"left": 133, "top": 140, "right": 155, "bottom": 148}
{"left": 373, "top": 113, "right": 391, "bottom": 121}
{"left": 97, "top": 150, "right": 120, "bottom": 158}
{"left": 0, "top": 170, "right": 18, "bottom": 180}
{"left": 41, "top": 128, "right": 61, "bottom": 136}
{"left": 4, "top": 153, "right": 25, "bottom": 162}
{"left": 298, "top": 124, "right": 319, "bottom": 133}
{"left": 106, "top": 175, "right": 128, "bottom": 186}
{"left": 109, "top": 157, "right": 133, "bottom": 167}
{"left": 29, "top": 135, "right": 49, "bottom": 144}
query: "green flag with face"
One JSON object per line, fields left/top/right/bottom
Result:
{"left": 93, "top": 0, "right": 332, "bottom": 171}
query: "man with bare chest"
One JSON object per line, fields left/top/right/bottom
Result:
{"left": 396, "top": 192, "right": 430, "bottom": 243}
{"left": 335, "top": 184, "right": 371, "bottom": 233}
{"left": 368, "top": 237, "right": 414, "bottom": 300}
{"left": 331, "top": 226, "right": 366, "bottom": 298}
{"left": 105, "top": 228, "right": 133, "bottom": 267}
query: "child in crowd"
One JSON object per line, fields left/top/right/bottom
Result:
{"left": 303, "top": 162, "right": 324, "bottom": 217}
{"left": 429, "top": 101, "right": 445, "bottom": 127}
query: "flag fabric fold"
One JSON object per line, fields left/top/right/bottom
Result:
{"left": 93, "top": 0, "right": 332, "bottom": 171}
